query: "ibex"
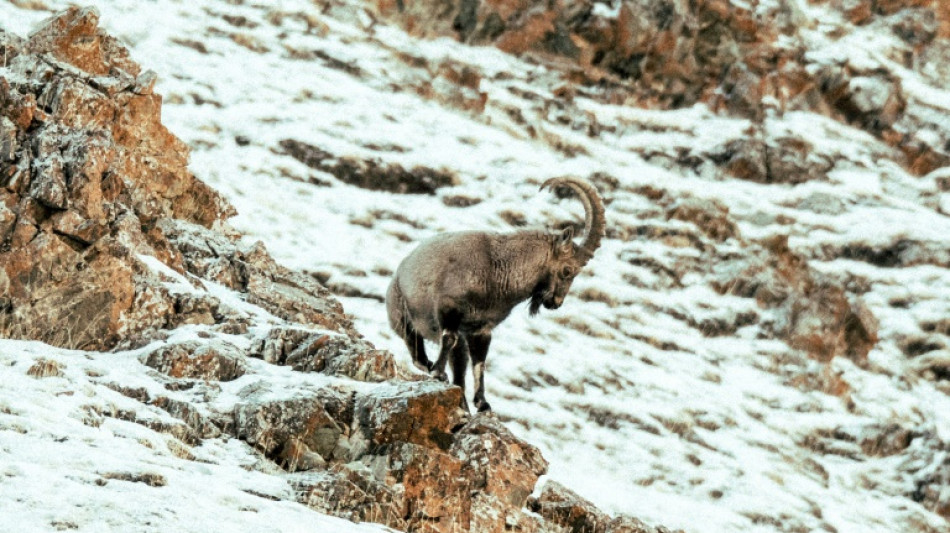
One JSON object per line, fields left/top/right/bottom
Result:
{"left": 386, "top": 177, "right": 605, "bottom": 412}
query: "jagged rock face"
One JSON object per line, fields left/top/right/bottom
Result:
{"left": 451, "top": 416, "right": 549, "bottom": 508}
{"left": 0, "top": 8, "right": 370, "bottom": 350}
{"left": 0, "top": 7, "right": 232, "bottom": 349}
{"left": 374, "top": 0, "right": 950, "bottom": 176}
{"left": 289, "top": 411, "right": 562, "bottom": 533}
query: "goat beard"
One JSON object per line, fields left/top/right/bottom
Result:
{"left": 529, "top": 290, "right": 544, "bottom": 316}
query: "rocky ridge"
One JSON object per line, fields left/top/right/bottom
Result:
{"left": 0, "top": 8, "right": 676, "bottom": 533}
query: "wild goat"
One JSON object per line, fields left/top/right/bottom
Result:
{"left": 386, "top": 177, "right": 605, "bottom": 412}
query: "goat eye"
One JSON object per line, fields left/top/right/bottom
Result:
{"left": 560, "top": 266, "right": 574, "bottom": 279}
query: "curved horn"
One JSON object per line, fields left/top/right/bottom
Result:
{"left": 540, "top": 177, "right": 605, "bottom": 263}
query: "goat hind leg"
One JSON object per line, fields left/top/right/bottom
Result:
{"left": 402, "top": 321, "right": 430, "bottom": 373}
{"left": 429, "top": 308, "right": 462, "bottom": 382}
{"left": 429, "top": 329, "right": 457, "bottom": 382}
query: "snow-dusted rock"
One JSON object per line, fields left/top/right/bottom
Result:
{"left": 356, "top": 381, "right": 464, "bottom": 451}
{"left": 249, "top": 326, "right": 398, "bottom": 381}
{"left": 280, "top": 138, "right": 459, "bottom": 195}
{"left": 529, "top": 480, "right": 613, "bottom": 533}
{"left": 715, "top": 235, "right": 878, "bottom": 364}
{"left": 665, "top": 196, "right": 740, "bottom": 242}
{"left": 0, "top": 7, "right": 233, "bottom": 349}
{"left": 233, "top": 389, "right": 350, "bottom": 467}
{"left": 451, "top": 415, "right": 548, "bottom": 508}
{"left": 141, "top": 339, "right": 247, "bottom": 381}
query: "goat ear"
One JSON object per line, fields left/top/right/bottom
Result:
{"left": 557, "top": 226, "right": 574, "bottom": 251}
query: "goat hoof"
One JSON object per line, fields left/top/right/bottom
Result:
{"left": 430, "top": 369, "right": 448, "bottom": 382}
{"left": 475, "top": 400, "right": 492, "bottom": 413}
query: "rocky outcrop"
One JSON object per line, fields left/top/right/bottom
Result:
{"left": 374, "top": 0, "right": 950, "bottom": 176}
{"left": 529, "top": 480, "right": 684, "bottom": 533}
{"left": 529, "top": 480, "right": 612, "bottom": 533}
{"left": 248, "top": 326, "right": 398, "bottom": 381}
{"left": 279, "top": 138, "right": 458, "bottom": 194}
{"left": 141, "top": 340, "right": 247, "bottom": 381}
{"left": 714, "top": 235, "right": 878, "bottom": 365}
{"left": 291, "top": 410, "right": 561, "bottom": 533}
{"left": 1, "top": 7, "right": 229, "bottom": 349}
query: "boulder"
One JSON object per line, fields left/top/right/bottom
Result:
{"left": 451, "top": 415, "right": 548, "bottom": 508}
{"left": 141, "top": 340, "right": 247, "bottom": 381}
{"left": 233, "top": 388, "right": 351, "bottom": 469}
{"left": 355, "top": 381, "right": 464, "bottom": 452}
{"left": 529, "top": 480, "right": 612, "bottom": 533}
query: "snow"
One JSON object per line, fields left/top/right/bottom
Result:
{"left": 0, "top": 340, "right": 394, "bottom": 533}
{"left": 2, "top": 0, "right": 950, "bottom": 532}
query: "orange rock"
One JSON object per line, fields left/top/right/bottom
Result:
{"left": 845, "top": 2, "right": 873, "bottom": 24}
{"left": 939, "top": 1, "right": 950, "bottom": 37}
{"left": 356, "top": 381, "right": 464, "bottom": 451}
{"left": 496, "top": 10, "right": 557, "bottom": 55}
{"left": 0, "top": 8, "right": 237, "bottom": 349}
{"left": 452, "top": 415, "right": 548, "bottom": 508}
{"left": 27, "top": 6, "right": 140, "bottom": 77}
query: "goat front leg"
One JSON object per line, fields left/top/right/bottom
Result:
{"left": 450, "top": 336, "right": 470, "bottom": 412}
{"left": 468, "top": 333, "right": 492, "bottom": 412}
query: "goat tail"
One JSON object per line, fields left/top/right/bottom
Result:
{"left": 385, "top": 278, "right": 409, "bottom": 335}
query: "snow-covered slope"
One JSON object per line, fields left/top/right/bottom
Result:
{"left": 0, "top": 339, "right": 394, "bottom": 533}
{"left": 2, "top": 1, "right": 949, "bottom": 532}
